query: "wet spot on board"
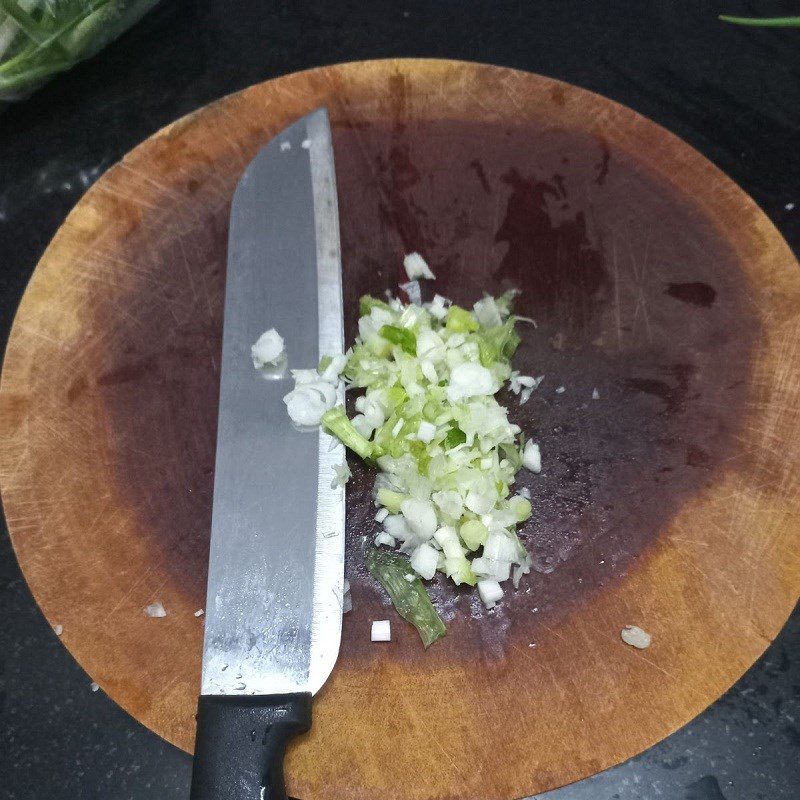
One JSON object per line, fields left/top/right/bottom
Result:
{"left": 468, "top": 159, "right": 491, "bottom": 194}
{"left": 666, "top": 282, "right": 717, "bottom": 307}
{"left": 375, "top": 145, "right": 425, "bottom": 256}
{"left": 595, "top": 136, "right": 611, "bottom": 185}
{"left": 550, "top": 86, "right": 566, "bottom": 107}
{"left": 626, "top": 364, "right": 695, "bottom": 414}
{"left": 662, "top": 754, "right": 690, "bottom": 770}
{"left": 66, "top": 375, "right": 88, "bottom": 403}
{"left": 387, "top": 71, "right": 407, "bottom": 128}
{"left": 686, "top": 445, "right": 712, "bottom": 467}
{"left": 384, "top": 145, "right": 421, "bottom": 191}
{"left": 97, "top": 354, "right": 158, "bottom": 386}
{"left": 783, "top": 724, "right": 800, "bottom": 747}
{"left": 494, "top": 167, "right": 608, "bottom": 329}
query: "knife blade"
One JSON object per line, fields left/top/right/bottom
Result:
{"left": 190, "top": 108, "right": 345, "bottom": 800}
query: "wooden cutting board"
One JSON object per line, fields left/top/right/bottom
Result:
{"left": 1, "top": 59, "right": 799, "bottom": 800}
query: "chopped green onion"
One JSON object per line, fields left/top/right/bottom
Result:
{"left": 445, "top": 305, "right": 480, "bottom": 332}
{"left": 509, "top": 496, "right": 532, "bottom": 522}
{"left": 321, "top": 406, "right": 373, "bottom": 460}
{"left": 366, "top": 547, "right": 446, "bottom": 647}
{"left": 316, "top": 287, "right": 537, "bottom": 640}
{"left": 479, "top": 318, "right": 521, "bottom": 361}
{"left": 447, "top": 556, "right": 478, "bottom": 586}
{"left": 379, "top": 324, "right": 417, "bottom": 355}
{"left": 493, "top": 289, "right": 521, "bottom": 317}
{"left": 359, "top": 295, "right": 392, "bottom": 316}
{"left": 459, "top": 518, "right": 489, "bottom": 551}
{"left": 444, "top": 426, "right": 467, "bottom": 449}
{"left": 377, "top": 487, "right": 405, "bottom": 514}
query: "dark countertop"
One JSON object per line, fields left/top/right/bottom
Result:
{"left": 1, "top": 2, "right": 798, "bottom": 799}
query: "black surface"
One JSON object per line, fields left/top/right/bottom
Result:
{"left": 190, "top": 693, "right": 311, "bottom": 800}
{"left": 0, "top": 1, "right": 798, "bottom": 799}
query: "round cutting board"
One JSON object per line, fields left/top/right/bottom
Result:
{"left": 1, "top": 59, "right": 799, "bottom": 800}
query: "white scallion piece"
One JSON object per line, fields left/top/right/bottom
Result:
{"left": 194, "top": 609, "right": 205, "bottom": 617}
{"left": 400, "top": 498, "right": 438, "bottom": 540}
{"left": 400, "top": 280, "right": 422, "bottom": 305}
{"left": 330, "top": 461, "right": 351, "bottom": 489}
{"left": 53, "top": 624, "right": 63, "bottom": 636}
{"left": 434, "top": 525, "right": 464, "bottom": 559}
{"left": 283, "top": 381, "right": 337, "bottom": 427}
{"left": 473, "top": 295, "right": 503, "bottom": 328}
{"left": 523, "top": 441, "right": 542, "bottom": 473}
{"left": 410, "top": 542, "right": 439, "bottom": 579}
{"left": 446, "top": 362, "right": 496, "bottom": 402}
{"left": 555, "top": 385, "right": 566, "bottom": 394}
{"left": 621, "top": 625, "right": 652, "bottom": 649}
{"left": 383, "top": 514, "right": 411, "bottom": 542}
{"left": 342, "top": 579, "right": 352, "bottom": 613}
{"left": 427, "top": 294, "right": 450, "bottom": 319}
{"left": 420, "top": 359, "right": 438, "bottom": 383}
{"left": 375, "top": 531, "right": 397, "bottom": 547}
{"left": 320, "top": 353, "right": 348, "bottom": 382}
{"left": 478, "top": 579, "right": 504, "bottom": 609}
{"left": 145, "top": 601, "right": 167, "bottom": 618}
{"left": 371, "top": 620, "right": 392, "bottom": 641}
{"left": 592, "top": 387, "right": 600, "bottom": 400}
{"left": 417, "top": 420, "right": 436, "bottom": 443}
{"left": 403, "top": 252, "right": 436, "bottom": 280}
{"left": 375, "top": 507, "right": 390, "bottom": 523}
{"left": 251, "top": 328, "right": 285, "bottom": 368}
{"left": 512, "top": 554, "right": 532, "bottom": 588}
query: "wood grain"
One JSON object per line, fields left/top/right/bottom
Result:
{"left": 1, "top": 59, "right": 799, "bottom": 800}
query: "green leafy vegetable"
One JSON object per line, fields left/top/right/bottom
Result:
{"left": 0, "top": 1, "right": 161, "bottom": 100}
{"left": 366, "top": 547, "right": 446, "bottom": 647}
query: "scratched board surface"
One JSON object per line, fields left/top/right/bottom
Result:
{"left": 1, "top": 61, "right": 798, "bottom": 800}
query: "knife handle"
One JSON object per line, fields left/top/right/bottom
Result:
{"left": 190, "top": 693, "right": 311, "bottom": 800}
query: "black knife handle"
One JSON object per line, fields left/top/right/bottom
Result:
{"left": 190, "top": 693, "right": 311, "bottom": 800}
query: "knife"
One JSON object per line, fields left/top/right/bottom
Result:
{"left": 190, "top": 108, "right": 345, "bottom": 800}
